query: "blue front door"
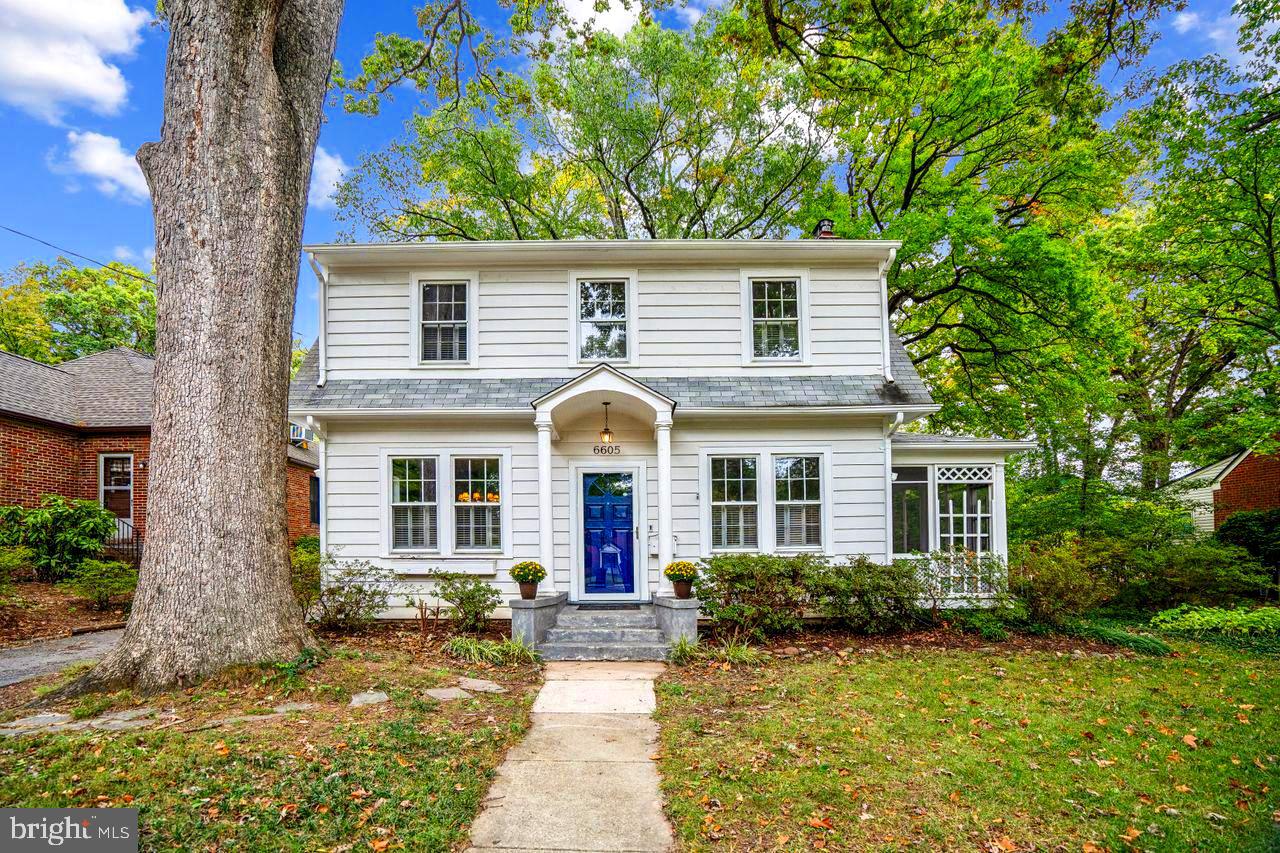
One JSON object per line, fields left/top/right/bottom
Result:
{"left": 582, "top": 472, "right": 635, "bottom": 596}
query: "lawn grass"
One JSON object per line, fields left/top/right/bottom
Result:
{"left": 0, "top": 629, "right": 538, "bottom": 851}
{"left": 655, "top": 637, "right": 1280, "bottom": 851}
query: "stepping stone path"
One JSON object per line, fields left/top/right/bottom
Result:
{"left": 0, "top": 707, "right": 179, "bottom": 737}
{"left": 424, "top": 687, "right": 472, "bottom": 702}
{"left": 467, "top": 661, "right": 673, "bottom": 852}
{"left": 457, "top": 677, "right": 506, "bottom": 694}
{"left": 349, "top": 690, "right": 391, "bottom": 708}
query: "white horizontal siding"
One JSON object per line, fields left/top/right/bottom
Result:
{"left": 320, "top": 263, "right": 885, "bottom": 379}
{"left": 320, "top": 415, "right": 889, "bottom": 613}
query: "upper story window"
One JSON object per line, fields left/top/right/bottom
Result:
{"left": 741, "top": 271, "right": 810, "bottom": 364}
{"left": 412, "top": 273, "right": 478, "bottom": 367}
{"left": 751, "top": 279, "right": 801, "bottom": 359}
{"left": 421, "top": 282, "right": 468, "bottom": 362}
{"left": 578, "top": 279, "right": 629, "bottom": 361}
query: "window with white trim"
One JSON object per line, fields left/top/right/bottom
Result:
{"left": 937, "top": 481, "right": 992, "bottom": 555}
{"left": 578, "top": 279, "right": 629, "bottom": 361}
{"left": 420, "top": 281, "right": 469, "bottom": 362}
{"left": 891, "top": 466, "right": 930, "bottom": 555}
{"left": 750, "top": 278, "right": 801, "bottom": 359}
{"left": 774, "top": 455, "right": 822, "bottom": 548}
{"left": 709, "top": 456, "right": 758, "bottom": 550}
{"left": 99, "top": 454, "right": 133, "bottom": 522}
{"left": 453, "top": 457, "right": 502, "bottom": 550}
{"left": 390, "top": 457, "right": 437, "bottom": 551}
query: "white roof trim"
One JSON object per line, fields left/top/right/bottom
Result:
{"left": 305, "top": 239, "right": 901, "bottom": 269}
{"left": 530, "top": 363, "right": 676, "bottom": 416}
{"left": 1167, "top": 448, "right": 1252, "bottom": 487}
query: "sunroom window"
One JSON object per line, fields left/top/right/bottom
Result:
{"left": 390, "top": 457, "right": 437, "bottom": 550}
{"left": 936, "top": 470, "right": 992, "bottom": 556}
{"left": 891, "top": 466, "right": 929, "bottom": 554}
{"left": 774, "top": 455, "right": 822, "bottom": 548}
{"left": 578, "top": 279, "right": 628, "bottom": 361}
{"left": 454, "top": 457, "right": 501, "bottom": 550}
{"left": 710, "top": 456, "right": 758, "bottom": 550}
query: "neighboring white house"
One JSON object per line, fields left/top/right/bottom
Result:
{"left": 288, "top": 239, "right": 1033, "bottom": 617}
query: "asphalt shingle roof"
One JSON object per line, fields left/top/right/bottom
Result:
{"left": 891, "top": 432, "right": 1032, "bottom": 448}
{"left": 0, "top": 348, "right": 153, "bottom": 428}
{"left": 289, "top": 334, "right": 933, "bottom": 410}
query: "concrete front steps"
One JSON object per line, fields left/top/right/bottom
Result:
{"left": 538, "top": 605, "right": 671, "bottom": 661}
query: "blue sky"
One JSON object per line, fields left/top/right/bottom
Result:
{"left": 0, "top": 0, "right": 1247, "bottom": 345}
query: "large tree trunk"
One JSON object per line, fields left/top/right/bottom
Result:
{"left": 67, "top": 0, "right": 343, "bottom": 693}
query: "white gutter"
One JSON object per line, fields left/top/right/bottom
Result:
{"left": 287, "top": 404, "right": 942, "bottom": 419}
{"left": 886, "top": 411, "right": 905, "bottom": 436}
{"left": 307, "top": 253, "right": 329, "bottom": 388}
{"left": 879, "top": 247, "right": 898, "bottom": 384}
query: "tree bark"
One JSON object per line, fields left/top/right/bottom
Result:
{"left": 65, "top": 0, "right": 344, "bottom": 694}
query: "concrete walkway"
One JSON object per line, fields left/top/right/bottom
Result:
{"left": 468, "top": 661, "right": 674, "bottom": 853}
{"left": 0, "top": 629, "right": 122, "bottom": 688}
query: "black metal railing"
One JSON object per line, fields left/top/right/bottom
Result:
{"left": 105, "top": 517, "right": 144, "bottom": 568}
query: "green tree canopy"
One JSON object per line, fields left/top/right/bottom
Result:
{"left": 0, "top": 260, "right": 156, "bottom": 364}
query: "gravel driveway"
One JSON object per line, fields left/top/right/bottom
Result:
{"left": 0, "top": 630, "right": 123, "bottom": 687}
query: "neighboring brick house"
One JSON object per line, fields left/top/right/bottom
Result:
{"left": 0, "top": 348, "right": 319, "bottom": 552}
{"left": 1170, "top": 444, "right": 1280, "bottom": 531}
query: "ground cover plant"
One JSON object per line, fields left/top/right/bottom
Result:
{"left": 0, "top": 626, "right": 540, "bottom": 850}
{"left": 655, "top": 635, "right": 1280, "bottom": 851}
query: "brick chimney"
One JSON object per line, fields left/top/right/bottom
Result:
{"left": 812, "top": 218, "right": 837, "bottom": 239}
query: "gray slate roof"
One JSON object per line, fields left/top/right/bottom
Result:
{"left": 891, "top": 432, "right": 1032, "bottom": 448}
{"left": 0, "top": 348, "right": 153, "bottom": 428}
{"left": 289, "top": 335, "right": 933, "bottom": 410}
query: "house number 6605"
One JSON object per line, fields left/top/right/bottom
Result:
{"left": 593, "top": 445, "right": 622, "bottom": 455}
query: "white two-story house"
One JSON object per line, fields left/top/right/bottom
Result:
{"left": 289, "top": 237, "right": 1030, "bottom": 631}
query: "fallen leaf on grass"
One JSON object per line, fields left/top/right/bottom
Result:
{"left": 1120, "top": 826, "right": 1142, "bottom": 843}
{"left": 807, "top": 816, "right": 833, "bottom": 830}
{"left": 1182, "top": 734, "right": 1198, "bottom": 749}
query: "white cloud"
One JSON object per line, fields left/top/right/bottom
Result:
{"left": 1172, "top": 11, "right": 1201, "bottom": 34}
{"left": 561, "top": 0, "right": 641, "bottom": 36}
{"left": 60, "top": 131, "right": 149, "bottom": 202}
{"left": 308, "top": 146, "right": 349, "bottom": 210}
{"left": 112, "top": 244, "right": 154, "bottom": 264}
{"left": 0, "top": 0, "right": 151, "bottom": 123}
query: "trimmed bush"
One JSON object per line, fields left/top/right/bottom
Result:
{"left": 430, "top": 573, "right": 502, "bottom": 633}
{"left": 59, "top": 559, "right": 136, "bottom": 610}
{"left": 1216, "top": 509, "right": 1280, "bottom": 581}
{"left": 807, "top": 556, "right": 922, "bottom": 633}
{"left": 0, "top": 546, "right": 31, "bottom": 608}
{"left": 0, "top": 496, "right": 118, "bottom": 581}
{"left": 289, "top": 541, "right": 323, "bottom": 615}
{"left": 292, "top": 535, "right": 321, "bottom": 554}
{"left": 694, "top": 553, "right": 823, "bottom": 639}
{"left": 1109, "top": 539, "right": 1271, "bottom": 608}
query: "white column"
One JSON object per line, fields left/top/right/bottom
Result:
{"left": 655, "top": 412, "right": 674, "bottom": 596}
{"left": 536, "top": 416, "right": 556, "bottom": 595}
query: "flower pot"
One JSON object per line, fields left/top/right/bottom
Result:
{"left": 672, "top": 580, "right": 693, "bottom": 600}
{"left": 518, "top": 582, "right": 538, "bottom": 600}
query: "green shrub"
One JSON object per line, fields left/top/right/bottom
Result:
{"left": 1009, "top": 536, "right": 1116, "bottom": 626}
{"left": 0, "top": 496, "right": 118, "bottom": 581}
{"left": 0, "top": 546, "right": 31, "bottom": 605}
{"left": 289, "top": 541, "right": 323, "bottom": 614}
{"left": 1216, "top": 509, "right": 1280, "bottom": 571}
{"left": 58, "top": 559, "right": 136, "bottom": 610}
{"left": 694, "top": 553, "right": 822, "bottom": 639}
{"left": 1151, "top": 604, "right": 1280, "bottom": 636}
{"left": 430, "top": 573, "right": 502, "bottom": 633}
{"left": 311, "top": 557, "right": 392, "bottom": 632}
{"left": 916, "top": 551, "right": 1009, "bottom": 619}
{"left": 807, "top": 556, "right": 922, "bottom": 633}
{"left": 292, "top": 535, "right": 321, "bottom": 554}
{"left": 1109, "top": 539, "right": 1271, "bottom": 608}
{"left": 666, "top": 635, "right": 764, "bottom": 666}
{"left": 953, "top": 608, "right": 1011, "bottom": 641}
{"left": 442, "top": 636, "right": 540, "bottom": 666}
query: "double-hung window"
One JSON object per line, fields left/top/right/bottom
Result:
{"left": 390, "top": 457, "right": 438, "bottom": 551}
{"left": 709, "top": 456, "right": 758, "bottom": 550}
{"left": 454, "top": 457, "right": 502, "bottom": 551}
{"left": 750, "top": 278, "right": 801, "bottom": 360}
{"left": 576, "top": 278, "right": 630, "bottom": 362}
{"left": 418, "top": 279, "right": 471, "bottom": 363}
{"left": 774, "top": 455, "right": 822, "bottom": 549}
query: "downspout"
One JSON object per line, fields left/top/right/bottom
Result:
{"left": 879, "top": 248, "right": 897, "bottom": 385}
{"left": 307, "top": 253, "right": 329, "bottom": 388}
{"left": 306, "top": 415, "right": 327, "bottom": 554}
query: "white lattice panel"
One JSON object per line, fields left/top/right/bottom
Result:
{"left": 936, "top": 465, "right": 993, "bottom": 483}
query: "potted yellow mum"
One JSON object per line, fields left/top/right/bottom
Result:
{"left": 510, "top": 561, "right": 546, "bottom": 600}
{"left": 664, "top": 560, "right": 698, "bottom": 599}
